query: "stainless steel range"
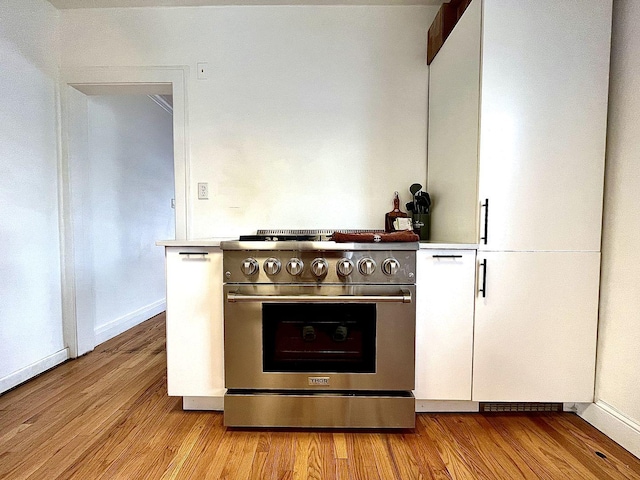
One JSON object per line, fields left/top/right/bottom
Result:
{"left": 221, "top": 230, "right": 417, "bottom": 428}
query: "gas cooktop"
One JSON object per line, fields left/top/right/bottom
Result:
{"left": 238, "top": 229, "right": 383, "bottom": 243}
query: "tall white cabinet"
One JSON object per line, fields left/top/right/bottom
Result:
{"left": 427, "top": 0, "right": 612, "bottom": 402}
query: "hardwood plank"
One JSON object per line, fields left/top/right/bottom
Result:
{"left": 260, "top": 431, "right": 295, "bottom": 480}
{"left": 275, "top": 431, "right": 296, "bottom": 480}
{"left": 336, "top": 458, "right": 351, "bottom": 480}
{"left": 2, "top": 313, "right": 640, "bottom": 480}
{"left": 333, "top": 432, "right": 348, "bottom": 459}
{"left": 555, "top": 413, "right": 640, "bottom": 479}
{"left": 404, "top": 418, "right": 452, "bottom": 480}
{"left": 249, "top": 451, "right": 269, "bottom": 480}
{"left": 471, "top": 414, "right": 543, "bottom": 480}
{"left": 213, "top": 431, "right": 260, "bottom": 480}
{"left": 485, "top": 414, "right": 603, "bottom": 480}
{"left": 387, "top": 432, "right": 423, "bottom": 480}
{"left": 418, "top": 415, "right": 491, "bottom": 479}
{"left": 347, "top": 432, "right": 381, "bottom": 480}
{"left": 437, "top": 413, "right": 532, "bottom": 479}
{"left": 159, "top": 416, "right": 209, "bottom": 480}
{"left": 306, "top": 432, "right": 325, "bottom": 480}
{"left": 317, "top": 432, "right": 337, "bottom": 479}
{"left": 66, "top": 375, "right": 172, "bottom": 480}
{"left": 369, "top": 433, "right": 401, "bottom": 479}
{"left": 116, "top": 405, "right": 203, "bottom": 479}
{"left": 529, "top": 415, "right": 619, "bottom": 480}
{"left": 2, "top": 368, "right": 166, "bottom": 478}
{"left": 231, "top": 432, "right": 261, "bottom": 479}
{"left": 292, "top": 432, "right": 312, "bottom": 480}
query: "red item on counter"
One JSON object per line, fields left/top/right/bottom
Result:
{"left": 332, "top": 231, "right": 419, "bottom": 243}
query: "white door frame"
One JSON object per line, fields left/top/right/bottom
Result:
{"left": 58, "top": 66, "right": 190, "bottom": 357}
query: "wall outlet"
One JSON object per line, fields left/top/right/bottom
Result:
{"left": 197, "top": 183, "right": 208, "bottom": 200}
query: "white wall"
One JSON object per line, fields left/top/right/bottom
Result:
{"left": 595, "top": 0, "right": 640, "bottom": 428}
{"left": 60, "top": 6, "right": 437, "bottom": 238}
{"left": 75, "top": 94, "right": 175, "bottom": 345}
{"left": 0, "top": 0, "right": 66, "bottom": 392}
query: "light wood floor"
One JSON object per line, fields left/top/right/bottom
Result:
{"left": 1, "top": 314, "right": 640, "bottom": 480}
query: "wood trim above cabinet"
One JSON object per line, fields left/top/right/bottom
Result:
{"left": 427, "top": 0, "right": 473, "bottom": 65}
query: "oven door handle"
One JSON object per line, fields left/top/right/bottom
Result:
{"left": 226, "top": 290, "right": 412, "bottom": 304}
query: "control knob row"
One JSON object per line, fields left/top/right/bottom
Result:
{"left": 241, "top": 257, "right": 401, "bottom": 277}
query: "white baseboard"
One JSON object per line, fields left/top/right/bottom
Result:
{"left": 183, "top": 395, "right": 225, "bottom": 411}
{"left": 577, "top": 400, "right": 640, "bottom": 458}
{"left": 0, "top": 349, "right": 69, "bottom": 394}
{"left": 415, "top": 400, "right": 479, "bottom": 412}
{"left": 94, "top": 299, "right": 166, "bottom": 346}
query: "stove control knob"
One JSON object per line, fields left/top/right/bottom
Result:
{"left": 311, "top": 258, "right": 329, "bottom": 278}
{"left": 336, "top": 258, "right": 354, "bottom": 277}
{"left": 382, "top": 258, "right": 400, "bottom": 276}
{"left": 358, "top": 257, "right": 377, "bottom": 276}
{"left": 286, "top": 258, "right": 304, "bottom": 276}
{"left": 241, "top": 257, "right": 259, "bottom": 276}
{"left": 263, "top": 257, "right": 281, "bottom": 276}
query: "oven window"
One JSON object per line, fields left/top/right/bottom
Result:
{"left": 262, "top": 303, "right": 376, "bottom": 373}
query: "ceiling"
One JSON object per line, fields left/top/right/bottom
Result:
{"left": 48, "top": 0, "right": 444, "bottom": 8}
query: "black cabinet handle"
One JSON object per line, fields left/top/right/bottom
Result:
{"left": 432, "top": 255, "right": 463, "bottom": 259}
{"left": 480, "top": 198, "right": 489, "bottom": 245}
{"left": 179, "top": 252, "right": 209, "bottom": 256}
{"left": 478, "top": 259, "right": 487, "bottom": 298}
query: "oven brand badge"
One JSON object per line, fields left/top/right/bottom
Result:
{"left": 308, "top": 377, "right": 330, "bottom": 386}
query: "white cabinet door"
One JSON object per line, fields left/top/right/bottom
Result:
{"left": 165, "top": 247, "right": 225, "bottom": 397}
{"left": 472, "top": 251, "right": 600, "bottom": 402}
{"left": 477, "top": 0, "right": 611, "bottom": 252}
{"left": 415, "top": 249, "right": 476, "bottom": 400}
{"left": 427, "top": 0, "right": 611, "bottom": 251}
{"left": 427, "top": 0, "right": 482, "bottom": 245}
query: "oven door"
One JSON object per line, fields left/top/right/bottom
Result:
{"left": 224, "top": 284, "right": 416, "bottom": 391}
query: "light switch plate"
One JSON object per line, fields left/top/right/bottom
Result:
{"left": 197, "top": 62, "right": 208, "bottom": 80}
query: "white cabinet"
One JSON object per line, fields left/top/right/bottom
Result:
{"left": 427, "top": 0, "right": 611, "bottom": 403}
{"left": 165, "top": 246, "right": 225, "bottom": 398}
{"left": 472, "top": 251, "right": 600, "bottom": 402}
{"left": 415, "top": 249, "right": 476, "bottom": 401}
{"left": 427, "top": 0, "right": 612, "bottom": 251}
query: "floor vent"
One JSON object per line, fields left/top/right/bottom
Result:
{"left": 480, "top": 402, "right": 562, "bottom": 413}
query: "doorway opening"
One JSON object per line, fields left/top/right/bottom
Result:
{"left": 59, "top": 67, "right": 189, "bottom": 357}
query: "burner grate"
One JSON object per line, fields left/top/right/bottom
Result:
{"left": 256, "top": 229, "right": 384, "bottom": 236}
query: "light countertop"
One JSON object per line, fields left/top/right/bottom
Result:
{"left": 156, "top": 238, "right": 234, "bottom": 247}
{"left": 157, "top": 238, "right": 477, "bottom": 250}
{"left": 418, "top": 241, "right": 477, "bottom": 250}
